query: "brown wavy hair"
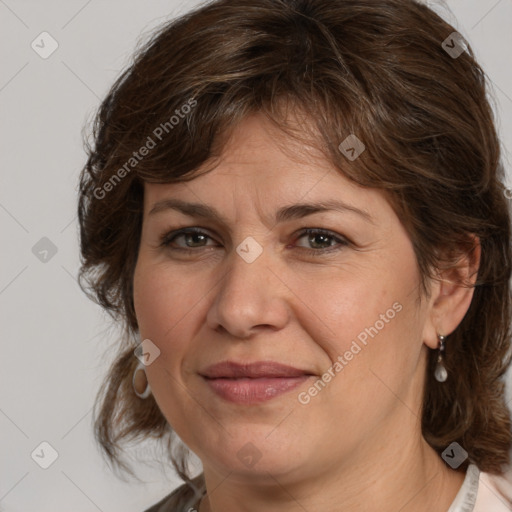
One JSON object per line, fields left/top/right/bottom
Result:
{"left": 77, "top": 0, "right": 512, "bottom": 491}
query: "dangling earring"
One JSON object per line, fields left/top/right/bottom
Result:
{"left": 434, "top": 334, "right": 448, "bottom": 382}
{"left": 132, "top": 360, "right": 151, "bottom": 399}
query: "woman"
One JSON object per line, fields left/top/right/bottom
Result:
{"left": 77, "top": 0, "right": 512, "bottom": 510}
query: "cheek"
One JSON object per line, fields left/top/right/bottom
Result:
{"left": 295, "top": 249, "right": 423, "bottom": 380}
{"left": 133, "top": 260, "right": 192, "bottom": 351}
{"left": 132, "top": 260, "right": 202, "bottom": 423}
{"left": 291, "top": 269, "right": 425, "bottom": 435}
{"left": 290, "top": 267, "right": 404, "bottom": 354}
{"left": 133, "top": 266, "right": 166, "bottom": 337}
{"left": 132, "top": 257, "right": 217, "bottom": 391}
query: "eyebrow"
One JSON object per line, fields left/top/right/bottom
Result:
{"left": 148, "top": 198, "right": 374, "bottom": 225}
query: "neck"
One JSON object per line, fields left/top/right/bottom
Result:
{"left": 198, "top": 433, "right": 465, "bottom": 512}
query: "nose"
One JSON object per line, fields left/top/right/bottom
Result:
{"left": 205, "top": 241, "right": 291, "bottom": 339}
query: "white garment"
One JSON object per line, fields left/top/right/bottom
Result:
{"left": 448, "top": 464, "right": 512, "bottom": 511}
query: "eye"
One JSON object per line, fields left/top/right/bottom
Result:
{"left": 292, "top": 228, "right": 349, "bottom": 256}
{"left": 159, "top": 227, "right": 349, "bottom": 256}
{"left": 160, "top": 227, "right": 218, "bottom": 252}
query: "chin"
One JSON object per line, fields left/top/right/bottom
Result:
{"left": 197, "top": 427, "right": 307, "bottom": 479}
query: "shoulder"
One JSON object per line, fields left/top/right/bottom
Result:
{"left": 142, "top": 489, "right": 176, "bottom": 512}
{"left": 142, "top": 476, "right": 205, "bottom": 512}
{"left": 474, "top": 468, "right": 512, "bottom": 512}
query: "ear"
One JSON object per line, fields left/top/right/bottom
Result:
{"left": 422, "top": 235, "right": 481, "bottom": 349}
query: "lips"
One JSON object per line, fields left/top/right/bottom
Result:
{"left": 200, "top": 361, "right": 315, "bottom": 404}
{"left": 200, "top": 360, "right": 313, "bottom": 379}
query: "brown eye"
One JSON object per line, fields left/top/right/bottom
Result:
{"left": 160, "top": 228, "right": 218, "bottom": 250}
{"left": 293, "top": 228, "right": 349, "bottom": 256}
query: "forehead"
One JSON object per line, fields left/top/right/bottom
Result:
{"left": 143, "top": 112, "right": 378, "bottom": 206}
{"left": 140, "top": 111, "right": 404, "bottom": 239}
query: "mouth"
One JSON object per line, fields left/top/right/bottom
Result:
{"left": 199, "top": 361, "right": 315, "bottom": 404}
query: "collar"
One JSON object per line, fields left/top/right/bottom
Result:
{"left": 447, "top": 464, "right": 480, "bottom": 512}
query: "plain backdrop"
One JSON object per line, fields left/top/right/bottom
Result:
{"left": 1, "top": 0, "right": 512, "bottom": 511}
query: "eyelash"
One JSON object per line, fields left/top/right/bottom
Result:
{"left": 159, "top": 227, "right": 349, "bottom": 257}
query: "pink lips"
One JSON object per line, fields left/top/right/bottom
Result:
{"left": 200, "top": 361, "right": 314, "bottom": 404}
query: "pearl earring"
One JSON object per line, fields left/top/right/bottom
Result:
{"left": 434, "top": 334, "right": 448, "bottom": 382}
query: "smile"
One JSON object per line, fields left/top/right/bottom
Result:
{"left": 200, "top": 361, "right": 315, "bottom": 404}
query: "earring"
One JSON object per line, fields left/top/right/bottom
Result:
{"left": 434, "top": 334, "right": 448, "bottom": 382}
{"left": 132, "top": 360, "right": 152, "bottom": 399}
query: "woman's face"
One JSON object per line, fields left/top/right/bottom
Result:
{"left": 133, "top": 113, "right": 438, "bottom": 481}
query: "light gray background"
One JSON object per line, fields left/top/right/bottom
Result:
{"left": 1, "top": 1, "right": 512, "bottom": 511}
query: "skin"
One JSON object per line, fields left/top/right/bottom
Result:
{"left": 133, "top": 112, "right": 480, "bottom": 512}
